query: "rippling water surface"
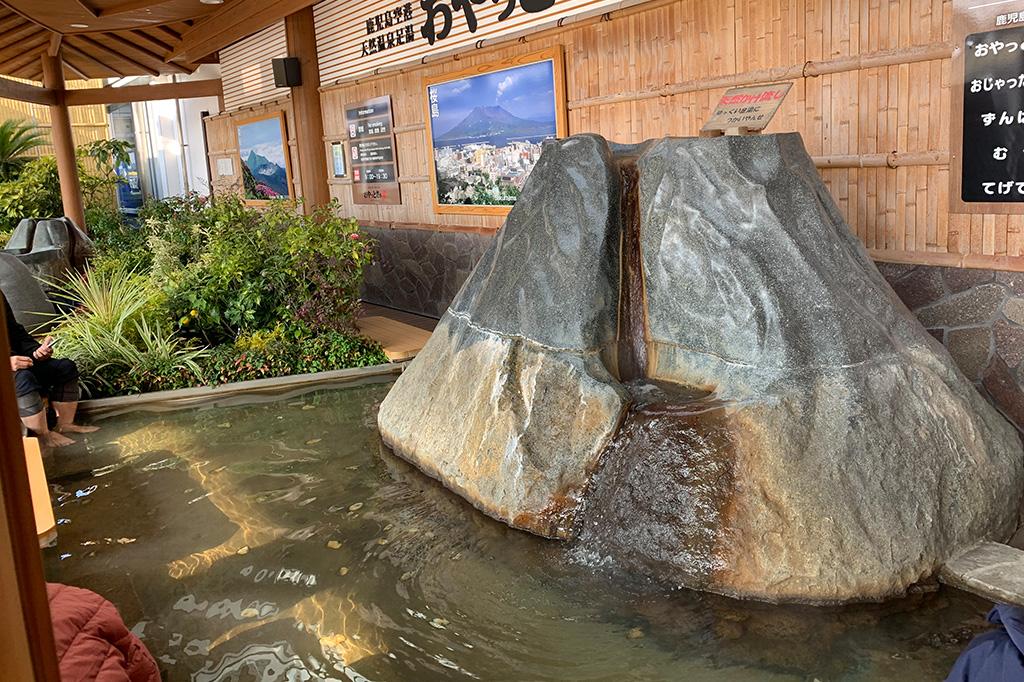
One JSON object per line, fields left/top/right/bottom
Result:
{"left": 44, "top": 382, "right": 992, "bottom": 681}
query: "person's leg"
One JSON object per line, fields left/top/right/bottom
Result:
{"left": 14, "top": 368, "right": 74, "bottom": 448}
{"left": 37, "top": 359, "right": 97, "bottom": 435}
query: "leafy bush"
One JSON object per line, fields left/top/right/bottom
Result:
{"left": 0, "top": 138, "right": 133, "bottom": 231}
{"left": 43, "top": 196, "right": 385, "bottom": 398}
{"left": 146, "top": 196, "right": 374, "bottom": 344}
{"left": 84, "top": 205, "right": 152, "bottom": 277}
{"left": 47, "top": 264, "right": 207, "bottom": 395}
{"left": 0, "top": 119, "right": 46, "bottom": 182}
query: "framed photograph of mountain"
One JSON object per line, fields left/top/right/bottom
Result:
{"left": 424, "top": 47, "right": 567, "bottom": 215}
{"left": 236, "top": 113, "right": 293, "bottom": 204}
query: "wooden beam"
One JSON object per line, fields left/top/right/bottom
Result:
{"left": 0, "top": 20, "right": 37, "bottom": 45}
{"left": 42, "top": 51, "right": 86, "bottom": 230}
{"left": 59, "top": 42, "right": 117, "bottom": 77}
{"left": 3, "top": 44, "right": 50, "bottom": 76}
{"left": 286, "top": 6, "right": 328, "bottom": 212}
{"left": 47, "top": 32, "right": 61, "bottom": 58}
{"left": 73, "top": 0, "right": 100, "bottom": 19}
{"left": 69, "top": 35, "right": 160, "bottom": 77}
{"left": 61, "top": 55, "right": 89, "bottom": 80}
{"left": 98, "top": 0, "right": 168, "bottom": 18}
{"left": 64, "top": 78, "right": 223, "bottom": 106}
{"left": 126, "top": 28, "right": 173, "bottom": 56}
{"left": 0, "top": 75, "right": 54, "bottom": 105}
{"left": 101, "top": 32, "right": 188, "bottom": 74}
{"left": 0, "top": 14, "right": 27, "bottom": 35}
{"left": 170, "top": 0, "right": 318, "bottom": 62}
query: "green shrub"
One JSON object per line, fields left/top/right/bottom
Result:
{"left": 85, "top": 205, "right": 152, "bottom": 277}
{"left": 146, "top": 196, "right": 374, "bottom": 344}
{"left": 47, "top": 264, "right": 207, "bottom": 395}
{"left": 0, "top": 138, "right": 133, "bottom": 231}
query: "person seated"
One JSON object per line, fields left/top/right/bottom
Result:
{"left": 4, "top": 292, "right": 97, "bottom": 447}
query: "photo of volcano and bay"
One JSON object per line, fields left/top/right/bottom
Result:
{"left": 237, "top": 114, "right": 292, "bottom": 202}
{"left": 427, "top": 56, "right": 562, "bottom": 210}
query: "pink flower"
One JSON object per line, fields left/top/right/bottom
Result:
{"left": 348, "top": 233, "right": 360, "bottom": 240}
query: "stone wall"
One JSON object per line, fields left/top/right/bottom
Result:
{"left": 360, "top": 227, "right": 491, "bottom": 319}
{"left": 879, "top": 263, "right": 1024, "bottom": 433}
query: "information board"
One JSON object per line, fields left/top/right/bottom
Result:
{"left": 346, "top": 95, "right": 401, "bottom": 206}
{"left": 950, "top": 0, "right": 1024, "bottom": 214}
{"left": 960, "top": 25, "right": 1024, "bottom": 203}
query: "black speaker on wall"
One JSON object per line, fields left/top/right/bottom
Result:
{"left": 272, "top": 57, "right": 302, "bottom": 87}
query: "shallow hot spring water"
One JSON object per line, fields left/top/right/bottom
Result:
{"left": 45, "top": 381, "right": 992, "bottom": 681}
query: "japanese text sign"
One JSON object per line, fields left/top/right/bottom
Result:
{"left": 701, "top": 83, "right": 792, "bottom": 135}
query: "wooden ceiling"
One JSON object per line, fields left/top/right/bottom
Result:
{"left": 0, "top": 0, "right": 222, "bottom": 81}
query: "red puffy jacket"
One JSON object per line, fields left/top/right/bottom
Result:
{"left": 48, "top": 583, "right": 160, "bottom": 682}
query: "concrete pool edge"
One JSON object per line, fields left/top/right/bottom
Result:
{"left": 78, "top": 362, "right": 408, "bottom": 419}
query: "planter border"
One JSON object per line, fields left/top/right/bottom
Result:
{"left": 78, "top": 362, "right": 408, "bottom": 419}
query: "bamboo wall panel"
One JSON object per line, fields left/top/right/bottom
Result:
{"left": 0, "top": 78, "right": 110, "bottom": 155}
{"left": 220, "top": 22, "right": 289, "bottom": 111}
{"left": 205, "top": 0, "right": 1022, "bottom": 269}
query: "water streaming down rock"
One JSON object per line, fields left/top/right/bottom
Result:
{"left": 378, "top": 132, "right": 1024, "bottom": 604}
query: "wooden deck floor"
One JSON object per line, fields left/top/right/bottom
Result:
{"left": 356, "top": 303, "right": 437, "bottom": 362}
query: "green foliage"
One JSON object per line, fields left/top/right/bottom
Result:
{"left": 45, "top": 264, "right": 207, "bottom": 394}
{"left": 0, "top": 137, "right": 134, "bottom": 230}
{"left": 84, "top": 205, "right": 152, "bottom": 277}
{"left": 146, "top": 196, "right": 375, "bottom": 344}
{"left": 46, "top": 195, "right": 384, "bottom": 398}
{"left": 0, "top": 119, "right": 46, "bottom": 182}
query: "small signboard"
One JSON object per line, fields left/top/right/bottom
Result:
{"left": 700, "top": 82, "right": 792, "bottom": 136}
{"left": 330, "top": 141, "right": 346, "bottom": 178}
{"left": 346, "top": 95, "right": 401, "bottom": 206}
{"left": 950, "top": 0, "right": 1024, "bottom": 214}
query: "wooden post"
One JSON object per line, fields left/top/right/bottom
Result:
{"left": 0, "top": 320, "right": 61, "bottom": 682}
{"left": 40, "top": 52, "right": 86, "bottom": 231}
{"left": 285, "top": 6, "right": 330, "bottom": 214}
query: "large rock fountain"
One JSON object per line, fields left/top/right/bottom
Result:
{"left": 377, "top": 133, "right": 1024, "bottom": 604}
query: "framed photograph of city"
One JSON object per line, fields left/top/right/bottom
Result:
{"left": 424, "top": 47, "right": 567, "bottom": 215}
{"left": 236, "top": 112, "right": 293, "bottom": 204}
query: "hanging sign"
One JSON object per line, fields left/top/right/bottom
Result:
{"left": 347, "top": 96, "right": 402, "bottom": 205}
{"left": 314, "top": 0, "right": 625, "bottom": 84}
{"left": 950, "top": 0, "right": 1024, "bottom": 214}
{"left": 700, "top": 82, "right": 792, "bottom": 135}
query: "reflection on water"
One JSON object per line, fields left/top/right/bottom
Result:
{"left": 44, "top": 383, "right": 990, "bottom": 681}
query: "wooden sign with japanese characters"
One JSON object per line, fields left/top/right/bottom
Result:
{"left": 700, "top": 82, "right": 792, "bottom": 136}
{"left": 347, "top": 95, "right": 402, "bottom": 206}
{"left": 314, "top": 0, "right": 626, "bottom": 85}
{"left": 951, "top": 0, "right": 1024, "bottom": 213}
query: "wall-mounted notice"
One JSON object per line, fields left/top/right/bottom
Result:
{"left": 700, "top": 82, "right": 792, "bottom": 135}
{"left": 951, "top": 0, "right": 1024, "bottom": 214}
{"left": 346, "top": 96, "right": 401, "bottom": 206}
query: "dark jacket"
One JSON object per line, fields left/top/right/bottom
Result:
{"left": 3, "top": 292, "right": 40, "bottom": 357}
{"left": 946, "top": 603, "right": 1024, "bottom": 681}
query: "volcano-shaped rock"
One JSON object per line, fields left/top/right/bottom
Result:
{"left": 377, "top": 132, "right": 1024, "bottom": 603}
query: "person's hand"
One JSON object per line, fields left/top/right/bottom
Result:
{"left": 10, "top": 356, "right": 33, "bottom": 371}
{"left": 33, "top": 337, "right": 54, "bottom": 360}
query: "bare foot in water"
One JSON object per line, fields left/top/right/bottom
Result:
{"left": 42, "top": 431, "right": 76, "bottom": 448}
{"left": 58, "top": 424, "right": 99, "bottom": 434}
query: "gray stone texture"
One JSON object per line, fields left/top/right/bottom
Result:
{"left": 0, "top": 252, "right": 55, "bottom": 333}
{"left": 360, "top": 227, "right": 491, "bottom": 319}
{"left": 3, "top": 217, "right": 93, "bottom": 285}
{"left": 377, "top": 135, "right": 629, "bottom": 539}
{"left": 378, "top": 132, "right": 1024, "bottom": 604}
{"left": 633, "top": 134, "right": 1022, "bottom": 603}
{"left": 881, "top": 262, "right": 1024, "bottom": 433}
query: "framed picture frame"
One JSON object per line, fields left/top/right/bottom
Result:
{"left": 423, "top": 46, "right": 567, "bottom": 216}
{"left": 330, "top": 141, "right": 347, "bottom": 178}
{"left": 235, "top": 112, "right": 293, "bottom": 204}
